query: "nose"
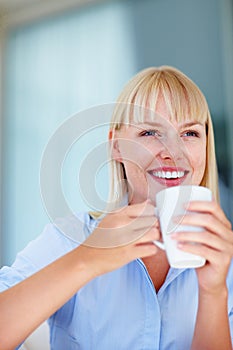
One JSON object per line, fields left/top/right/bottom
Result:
{"left": 157, "top": 135, "right": 185, "bottom": 162}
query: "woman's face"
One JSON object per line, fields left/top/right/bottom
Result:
{"left": 111, "top": 97, "right": 207, "bottom": 205}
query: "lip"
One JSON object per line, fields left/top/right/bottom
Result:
{"left": 148, "top": 166, "right": 189, "bottom": 187}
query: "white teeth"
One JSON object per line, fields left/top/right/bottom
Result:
{"left": 171, "top": 171, "right": 177, "bottom": 178}
{"left": 153, "top": 170, "right": 185, "bottom": 179}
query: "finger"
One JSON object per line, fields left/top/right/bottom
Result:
{"left": 121, "top": 217, "right": 159, "bottom": 243}
{"left": 176, "top": 241, "right": 232, "bottom": 267}
{"left": 175, "top": 212, "right": 233, "bottom": 243}
{"left": 87, "top": 216, "right": 158, "bottom": 248}
{"left": 171, "top": 231, "right": 233, "bottom": 254}
{"left": 186, "top": 200, "right": 232, "bottom": 229}
{"left": 135, "top": 226, "right": 160, "bottom": 244}
{"left": 105, "top": 215, "right": 158, "bottom": 232}
{"left": 130, "top": 216, "right": 159, "bottom": 231}
{"left": 133, "top": 242, "right": 158, "bottom": 259}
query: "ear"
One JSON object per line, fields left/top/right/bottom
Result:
{"left": 109, "top": 130, "right": 122, "bottom": 162}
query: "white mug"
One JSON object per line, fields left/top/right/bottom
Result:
{"left": 154, "top": 185, "right": 212, "bottom": 268}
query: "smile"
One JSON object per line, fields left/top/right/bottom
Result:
{"left": 152, "top": 170, "right": 185, "bottom": 179}
{"left": 148, "top": 167, "right": 189, "bottom": 186}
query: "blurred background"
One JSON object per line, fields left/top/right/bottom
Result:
{"left": 0, "top": 0, "right": 233, "bottom": 266}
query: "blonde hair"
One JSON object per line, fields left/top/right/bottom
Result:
{"left": 107, "top": 66, "right": 219, "bottom": 209}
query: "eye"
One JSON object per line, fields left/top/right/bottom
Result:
{"left": 182, "top": 130, "right": 200, "bottom": 137}
{"left": 140, "top": 129, "right": 161, "bottom": 137}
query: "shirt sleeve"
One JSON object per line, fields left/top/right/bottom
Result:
{"left": 0, "top": 212, "right": 95, "bottom": 349}
{"left": 227, "top": 260, "right": 233, "bottom": 344}
{"left": 0, "top": 211, "right": 94, "bottom": 292}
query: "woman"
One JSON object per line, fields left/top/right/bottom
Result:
{"left": 0, "top": 66, "right": 233, "bottom": 349}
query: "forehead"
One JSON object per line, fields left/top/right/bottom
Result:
{"left": 125, "top": 97, "right": 202, "bottom": 126}
{"left": 155, "top": 94, "right": 170, "bottom": 117}
{"left": 112, "top": 86, "right": 208, "bottom": 132}
{"left": 123, "top": 97, "right": 204, "bottom": 128}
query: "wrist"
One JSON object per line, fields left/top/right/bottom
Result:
{"left": 74, "top": 245, "right": 105, "bottom": 280}
{"left": 198, "top": 284, "right": 228, "bottom": 301}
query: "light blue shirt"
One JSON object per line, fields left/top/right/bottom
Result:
{"left": 1, "top": 212, "right": 233, "bottom": 350}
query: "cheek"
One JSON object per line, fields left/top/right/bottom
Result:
{"left": 119, "top": 140, "right": 154, "bottom": 169}
{"left": 189, "top": 145, "right": 206, "bottom": 177}
{"left": 122, "top": 150, "right": 152, "bottom": 187}
{"left": 123, "top": 160, "right": 149, "bottom": 181}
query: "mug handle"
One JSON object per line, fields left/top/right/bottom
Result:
{"left": 153, "top": 240, "right": 165, "bottom": 250}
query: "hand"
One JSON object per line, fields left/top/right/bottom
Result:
{"left": 79, "top": 200, "right": 160, "bottom": 277}
{"left": 171, "top": 200, "right": 233, "bottom": 294}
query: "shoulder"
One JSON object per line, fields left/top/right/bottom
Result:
{"left": 12, "top": 211, "right": 101, "bottom": 269}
